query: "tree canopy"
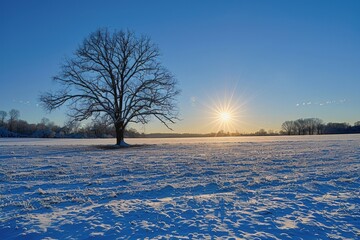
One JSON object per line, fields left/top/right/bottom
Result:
{"left": 40, "top": 29, "right": 180, "bottom": 145}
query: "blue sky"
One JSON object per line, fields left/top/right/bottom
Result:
{"left": 1, "top": 0, "right": 359, "bottom": 133}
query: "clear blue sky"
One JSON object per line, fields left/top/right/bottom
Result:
{"left": 1, "top": 0, "right": 359, "bottom": 133}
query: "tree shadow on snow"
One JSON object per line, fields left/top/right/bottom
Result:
{"left": 94, "top": 144, "right": 151, "bottom": 150}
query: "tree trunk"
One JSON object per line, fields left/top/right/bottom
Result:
{"left": 115, "top": 122, "right": 128, "bottom": 146}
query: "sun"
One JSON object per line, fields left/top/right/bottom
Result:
{"left": 219, "top": 111, "right": 231, "bottom": 122}
{"left": 198, "top": 87, "right": 249, "bottom": 134}
{"left": 210, "top": 98, "right": 240, "bottom": 133}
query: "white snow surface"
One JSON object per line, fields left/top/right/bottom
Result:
{"left": 0, "top": 135, "right": 359, "bottom": 239}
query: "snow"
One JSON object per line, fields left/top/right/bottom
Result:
{"left": 0, "top": 135, "right": 359, "bottom": 239}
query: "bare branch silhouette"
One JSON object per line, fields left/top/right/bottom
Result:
{"left": 40, "top": 29, "right": 180, "bottom": 145}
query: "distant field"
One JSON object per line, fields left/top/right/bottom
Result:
{"left": 1, "top": 134, "right": 359, "bottom": 145}
{"left": 1, "top": 135, "right": 359, "bottom": 239}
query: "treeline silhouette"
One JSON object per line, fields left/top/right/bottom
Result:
{"left": 0, "top": 109, "right": 359, "bottom": 138}
{"left": 281, "top": 118, "right": 360, "bottom": 135}
{"left": 0, "top": 109, "right": 141, "bottom": 138}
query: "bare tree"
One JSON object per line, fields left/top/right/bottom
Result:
{"left": 282, "top": 118, "right": 325, "bottom": 135}
{"left": 294, "top": 119, "right": 306, "bottom": 135}
{"left": 0, "top": 110, "right": 7, "bottom": 126}
{"left": 40, "top": 29, "right": 180, "bottom": 145}
{"left": 281, "top": 120, "right": 296, "bottom": 135}
{"left": 313, "top": 118, "right": 324, "bottom": 135}
{"left": 304, "top": 118, "right": 316, "bottom": 135}
{"left": 8, "top": 109, "right": 20, "bottom": 132}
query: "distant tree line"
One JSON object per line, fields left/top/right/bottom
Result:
{"left": 1, "top": 109, "right": 359, "bottom": 138}
{"left": 281, "top": 118, "right": 360, "bottom": 135}
{"left": 0, "top": 109, "right": 141, "bottom": 138}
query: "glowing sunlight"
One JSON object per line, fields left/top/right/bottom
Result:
{"left": 219, "top": 112, "right": 231, "bottom": 122}
{"left": 204, "top": 89, "right": 248, "bottom": 134}
{"left": 212, "top": 101, "right": 239, "bottom": 133}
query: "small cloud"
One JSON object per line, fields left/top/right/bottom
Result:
{"left": 12, "top": 99, "right": 31, "bottom": 105}
{"left": 296, "top": 98, "right": 348, "bottom": 108}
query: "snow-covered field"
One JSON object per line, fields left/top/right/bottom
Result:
{"left": 1, "top": 135, "right": 359, "bottom": 239}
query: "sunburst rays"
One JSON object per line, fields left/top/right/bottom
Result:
{"left": 197, "top": 87, "right": 247, "bottom": 134}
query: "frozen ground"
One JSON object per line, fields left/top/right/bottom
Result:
{"left": 0, "top": 135, "right": 359, "bottom": 239}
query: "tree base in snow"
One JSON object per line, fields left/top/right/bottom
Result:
{"left": 116, "top": 140, "right": 130, "bottom": 147}
{"left": 95, "top": 142, "right": 149, "bottom": 150}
